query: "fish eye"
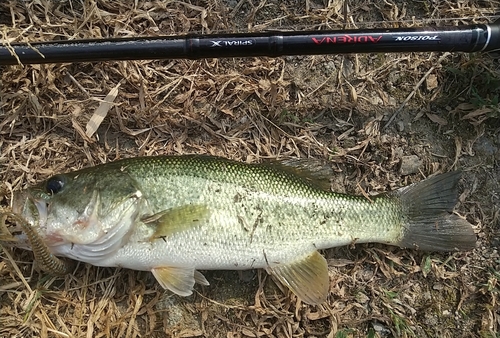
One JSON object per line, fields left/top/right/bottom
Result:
{"left": 46, "top": 175, "right": 66, "bottom": 195}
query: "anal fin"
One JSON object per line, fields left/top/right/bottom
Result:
{"left": 194, "top": 270, "right": 210, "bottom": 286}
{"left": 267, "top": 251, "right": 329, "bottom": 305}
{"left": 152, "top": 266, "right": 209, "bottom": 296}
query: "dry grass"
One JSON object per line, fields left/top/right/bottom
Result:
{"left": 1, "top": 1, "right": 499, "bottom": 337}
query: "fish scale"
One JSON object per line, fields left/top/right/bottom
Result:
{"left": 118, "top": 157, "right": 400, "bottom": 259}
{"left": 8, "top": 155, "right": 476, "bottom": 305}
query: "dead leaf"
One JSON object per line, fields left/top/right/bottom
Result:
{"left": 306, "top": 310, "right": 330, "bottom": 320}
{"left": 461, "top": 107, "right": 493, "bottom": 120}
{"left": 73, "top": 118, "right": 93, "bottom": 143}
{"left": 349, "top": 83, "right": 358, "bottom": 104}
{"left": 179, "top": 3, "right": 209, "bottom": 30}
{"left": 452, "top": 136, "right": 462, "bottom": 169}
{"left": 28, "top": 92, "right": 42, "bottom": 114}
{"left": 426, "top": 113, "right": 448, "bottom": 125}
{"left": 86, "top": 82, "right": 121, "bottom": 138}
{"left": 139, "top": 81, "right": 146, "bottom": 110}
{"left": 455, "top": 103, "right": 475, "bottom": 111}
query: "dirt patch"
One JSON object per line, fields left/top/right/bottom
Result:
{"left": 1, "top": 1, "right": 499, "bottom": 337}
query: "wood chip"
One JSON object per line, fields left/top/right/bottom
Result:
{"left": 425, "top": 73, "right": 438, "bottom": 90}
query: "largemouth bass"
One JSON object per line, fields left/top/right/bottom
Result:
{"left": 7, "top": 155, "right": 475, "bottom": 304}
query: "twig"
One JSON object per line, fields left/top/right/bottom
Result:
{"left": 383, "top": 52, "right": 450, "bottom": 130}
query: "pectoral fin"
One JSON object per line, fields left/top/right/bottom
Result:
{"left": 142, "top": 204, "right": 210, "bottom": 240}
{"left": 267, "top": 251, "right": 329, "bottom": 305}
{"left": 152, "top": 266, "right": 209, "bottom": 296}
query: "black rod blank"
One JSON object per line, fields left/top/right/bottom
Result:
{"left": 1, "top": 21, "right": 499, "bottom": 65}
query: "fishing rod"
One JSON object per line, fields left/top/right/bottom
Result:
{"left": 1, "top": 20, "right": 499, "bottom": 65}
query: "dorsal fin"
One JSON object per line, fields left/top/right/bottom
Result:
{"left": 267, "top": 158, "right": 334, "bottom": 191}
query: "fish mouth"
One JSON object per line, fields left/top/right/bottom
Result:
{"left": 8, "top": 191, "right": 72, "bottom": 275}
{"left": 10, "top": 191, "right": 49, "bottom": 244}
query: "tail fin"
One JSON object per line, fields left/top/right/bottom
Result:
{"left": 393, "top": 171, "right": 476, "bottom": 252}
